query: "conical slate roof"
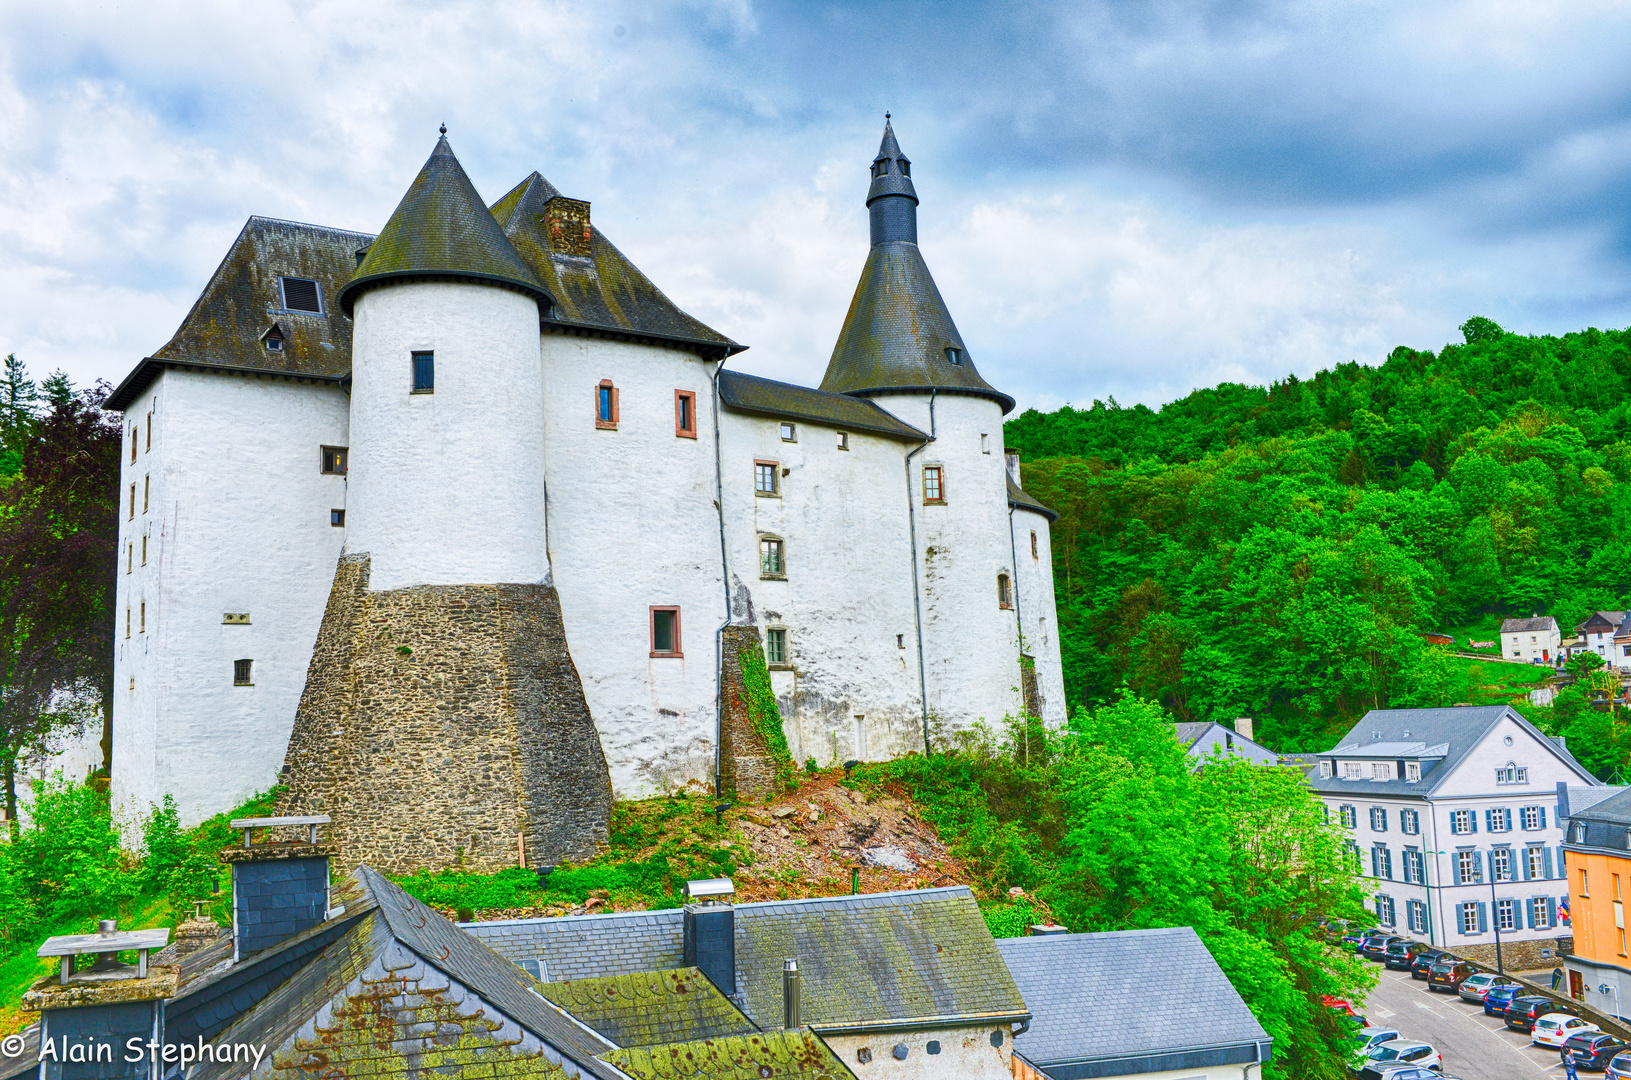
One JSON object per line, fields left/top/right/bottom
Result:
{"left": 339, "top": 135, "right": 552, "bottom": 315}
{"left": 867, "top": 117, "right": 917, "bottom": 207}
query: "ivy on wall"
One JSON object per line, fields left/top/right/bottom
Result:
{"left": 737, "top": 644, "right": 794, "bottom": 788}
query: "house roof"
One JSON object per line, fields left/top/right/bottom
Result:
{"left": 600, "top": 1028, "right": 854, "bottom": 1080}
{"left": 996, "top": 928, "right": 1270, "bottom": 1076}
{"left": 464, "top": 886, "right": 1028, "bottom": 1033}
{"left": 1172, "top": 723, "right": 1212, "bottom": 749}
{"left": 1577, "top": 611, "right": 1626, "bottom": 632}
{"left": 338, "top": 135, "right": 552, "bottom": 315}
{"left": 1566, "top": 786, "right": 1631, "bottom": 827}
{"left": 1007, "top": 475, "right": 1058, "bottom": 522}
{"left": 491, "top": 172, "right": 740, "bottom": 359}
{"left": 1306, "top": 706, "right": 1596, "bottom": 797}
{"left": 107, "top": 216, "right": 371, "bottom": 411}
{"left": 1502, "top": 616, "right": 1558, "bottom": 634}
{"left": 717, "top": 369, "right": 927, "bottom": 442}
{"left": 535, "top": 968, "right": 757, "bottom": 1049}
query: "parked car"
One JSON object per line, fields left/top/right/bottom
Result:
{"left": 1353, "top": 1027, "right": 1403, "bottom": 1055}
{"left": 1360, "top": 934, "right": 1405, "bottom": 961}
{"left": 1457, "top": 972, "right": 1516, "bottom": 1002}
{"left": 1348, "top": 926, "right": 1382, "bottom": 948}
{"left": 1410, "top": 949, "right": 1449, "bottom": 980}
{"left": 1608, "top": 1049, "right": 1631, "bottom": 1079}
{"left": 1366, "top": 1040, "right": 1443, "bottom": 1071}
{"left": 1427, "top": 958, "right": 1476, "bottom": 992}
{"left": 1534, "top": 1014, "right": 1600, "bottom": 1048}
{"left": 1383, "top": 941, "right": 1430, "bottom": 971}
{"left": 1562, "top": 1032, "right": 1628, "bottom": 1071}
{"left": 1484, "top": 984, "right": 1525, "bottom": 1016}
{"left": 1354, "top": 1069, "right": 1461, "bottom": 1080}
{"left": 1505, "top": 996, "right": 1579, "bottom": 1033}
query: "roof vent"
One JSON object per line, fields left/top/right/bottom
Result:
{"left": 279, "top": 276, "right": 323, "bottom": 314}
{"left": 38, "top": 921, "right": 170, "bottom": 984}
{"left": 683, "top": 877, "right": 735, "bottom": 904}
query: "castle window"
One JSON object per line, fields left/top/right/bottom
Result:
{"left": 125, "top": 607, "right": 130, "bottom": 639}
{"left": 331, "top": 509, "right": 345, "bottom": 527}
{"left": 127, "top": 543, "right": 132, "bottom": 574}
{"left": 755, "top": 461, "right": 779, "bottom": 496}
{"left": 767, "top": 628, "right": 787, "bottom": 665}
{"left": 981, "top": 433, "right": 990, "bottom": 454}
{"left": 945, "top": 347, "right": 962, "bottom": 365}
{"left": 760, "top": 536, "right": 785, "bottom": 578}
{"left": 130, "top": 428, "right": 137, "bottom": 463}
{"left": 321, "top": 446, "right": 348, "bottom": 475}
{"left": 997, "top": 573, "right": 1012, "bottom": 609}
{"left": 897, "top": 633, "right": 906, "bottom": 649}
{"left": 129, "top": 483, "right": 135, "bottom": 520}
{"left": 145, "top": 411, "right": 152, "bottom": 451}
{"left": 234, "top": 659, "right": 254, "bottom": 686}
{"left": 596, "top": 380, "right": 619, "bottom": 429}
{"left": 923, "top": 465, "right": 945, "bottom": 504}
{"left": 780, "top": 423, "right": 797, "bottom": 442}
{"left": 412, "top": 352, "right": 435, "bottom": 394}
{"left": 278, "top": 277, "right": 323, "bottom": 314}
{"left": 836, "top": 431, "right": 849, "bottom": 451}
{"left": 262, "top": 326, "right": 285, "bottom": 352}
{"left": 1031, "top": 531, "right": 1039, "bottom": 559}
{"left": 140, "top": 533, "right": 146, "bottom": 565}
{"left": 143, "top": 475, "right": 149, "bottom": 513}
{"left": 650, "top": 607, "right": 682, "bottom": 657}
{"left": 900, "top": 160, "right": 910, "bottom": 177}
{"left": 139, "top": 602, "right": 145, "bottom": 633}
{"left": 674, "top": 390, "right": 697, "bottom": 439}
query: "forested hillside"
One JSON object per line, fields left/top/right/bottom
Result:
{"left": 1005, "top": 317, "right": 1631, "bottom": 756}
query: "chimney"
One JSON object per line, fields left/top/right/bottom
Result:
{"left": 219, "top": 815, "right": 334, "bottom": 963}
{"left": 1235, "top": 717, "right": 1254, "bottom": 741}
{"left": 544, "top": 196, "right": 593, "bottom": 258}
{"left": 1028, "top": 923, "right": 1069, "bottom": 936}
{"left": 26, "top": 921, "right": 174, "bottom": 1080}
{"left": 1005, "top": 452, "right": 1023, "bottom": 487}
{"left": 782, "top": 958, "right": 801, "bottom": 1029}
{"left": 682, "top": 877, "right": 736, "bottom": 997}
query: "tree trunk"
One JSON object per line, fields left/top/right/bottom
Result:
{"left": 4, "top": 755, "right": 17, "bottom": 841}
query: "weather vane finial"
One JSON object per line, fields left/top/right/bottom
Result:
{"left": 885, "top": 112, "right": 891, "bottom": 120}
{"left": 439, "top": 123, "right": 447, "bottom": 135}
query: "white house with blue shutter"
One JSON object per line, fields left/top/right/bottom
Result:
{"left": 1309, "top": 706, "right": 1600, "bottom": 964}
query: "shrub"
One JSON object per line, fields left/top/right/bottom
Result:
{"left": 10, "top": 773, "right": 133, "bottom": 923}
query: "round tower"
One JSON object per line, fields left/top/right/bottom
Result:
{"left": 821, "top": 118, "right": 1032, "bottom": 739}
{"left": 337, "top": 133, "right": 554, "bottom": 592}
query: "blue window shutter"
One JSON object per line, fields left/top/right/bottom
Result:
{"left": 1559, "top": 846, "right": 1567, "bottom": 874}
{"left": 1452, "top": 858, "right": 1463, "bottom": 886}
{"left": 1525, "top": 898, "right": 1535, "bottom": 927}
{"left": 1478, "top": 902, "right": 1488, "bottom": 933}
{"left": 1522, "top": 850, "right": 1532, "bottom": 881}
{"left": 1540, "top": 807, "right": 1548, "bottom": 829}
{"left": 1543, "top": 847, "right": 1554, "bottom": 879}
{"left": 1372, "top": 847, "right": 1380, "bottom": 877}
{"left": 1505, "top": 808, "right": 1513, "bottom": 831}
{"left": 1515, "top": 900, "right": 1525, "bottom": 930}
{"left": 1485, "top": 809, "right": 1493, "bottom": 832}
{"left": 1474, "top": 851, "right": 1485, "bottom": 883}
{"left": 1471, "top": 812, "right": 1479, "bottom": 834}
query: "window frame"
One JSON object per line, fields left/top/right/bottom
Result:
{"left": 321, "top": 446, "right": 349, "bottom": 475}
{"left": 922, "top": 464, "right": 945, "bottom": 505}
{"left": 412, "top": 351, "right": 435, "bottom": 394}
{"left": 331, "top": 509, "right": 346, "bottom": 527}
{"left": 997, "top": 573, "right": 1013, "bottom": 609}
{"left": 1490, "top": 846, "right": 1512, "bottom": 882}
{"left": 1370, "top": 807, "right": 1388, "bottom": 832}
{"left": 233, "top": 658, "right": 254, "bottom": 686}
{"left": 836, "top": 431, "right": 849, "bottom": 451}
{"left": 650, "top": 606, "right": 682, "bottom": 658}
{"left": 754, "top": 460, "right": 780, "bottom": 497}
{"left": 779, "top": 422, "right": 797, "bottom": 443}
{"left": 278, "top": 276, "right": 324, "bottom": 314}
{"left": 1030, "top": 531, "right": 1039, "bottom": 559}
{"left": 1496, "top": 897, "right": 1516, "bottom": 932}
{"left": 1405, "top": 761, "right": 1421, "bottom": 782}
{"left": 759, "top": 535, "right": 786, "bottom": 579}
{"left": 766, "top": 626, "right": 789, "bottom": 667}
{"left": 1339, "top": 804, "right": 1357, "bottom": 829}
{"left": 674, "top": 390, "right": 697, "bottom": 439}
{"left": 596, "top": 380, "right": 619, "bottom": 429}
{"left": 1401, "top": 808, "right": 1419, "bottom": 835}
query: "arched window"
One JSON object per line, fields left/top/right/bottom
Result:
{"left": 997, "top": 573, "right": 1013, "bottom": 609}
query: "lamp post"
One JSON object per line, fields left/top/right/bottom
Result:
{"left": 1424, "top": 849, "right": 1446, "bottom": 948}
{"left": 1489, "top": 875, "right": 1504, "bottom": 974}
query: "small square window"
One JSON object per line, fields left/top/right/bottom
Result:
{"left": 234, "top": 658, "right": 254, "bottom": 686}
{"left": 596, "top": 381, "right": 619, "bottom": 428}
{"left": 767, "top": 628, "right": 787, "bottom": 665}
{"left": 780, "top": 423, "right": 797, "bottom": 442}
{"left": 923, "top": 465, "right": 944, "bottom": 504}
{"left": 755, "top": 461, "right": 779, "bottom": 496}
{"left": 675, "top": 390, "right": 697, "bottom": 438}
{"left": 331, "top": 509, "right": 346, "bottom": 527}
{"left": 412, "top": 352, "right": 435, "bottom": 393}
{"left": 945, "top": 346, "right": 963, "bottom": 365}
{"left": 836, "top": 431, "right": 849, "bottom": 451}
{"left": 760, "top": 536, "right": 785, "bottom": 577}
{"left": 321, "top": 446, "right": 348, "bottom": 475}
{"left": 650, "top": 607, "right": 681, "bottom": 657}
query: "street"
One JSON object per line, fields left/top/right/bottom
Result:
{"left": 1362, "top": 967, "right": 1577, "bottom": 1080}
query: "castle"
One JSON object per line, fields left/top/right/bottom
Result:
{"left": 107, "top": 121, "right": 1065, "bottom": 871}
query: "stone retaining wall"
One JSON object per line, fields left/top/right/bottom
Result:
{"left": 276, "top": 554, "right": 612, "bottom": 874}
{"left": 1449, "top": 935, "right": 1570, "bottom": 972}
{"left": 718, "top": 625, "right": 778, "bottom": 802}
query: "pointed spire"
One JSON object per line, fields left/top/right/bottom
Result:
{"left": 339, "top": 135, "right": 552, "bottom": 315}
{"left": 867, "top": 116, "right": 918, "bottom": 244}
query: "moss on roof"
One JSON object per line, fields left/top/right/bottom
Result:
{"left": 599, "top": 1029, "right": 853, "bottom": 1080}
{"left": 536, "top": 967, "right": 757, "bottom": 1049}
{"left": 718, "top": 369, "right": 927, "bottom": 442}
{"left": 339, "top": 136, "right": 551, "bottom": 315}
{"left": 820, "top": 242, "right": 1013, "bottom": 413}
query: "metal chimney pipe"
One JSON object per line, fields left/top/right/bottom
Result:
{"left": 783, "top": 958, "right": 801, "bottom": 1029}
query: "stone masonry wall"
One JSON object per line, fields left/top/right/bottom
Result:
{"left": 718, "top": 625, "right": 777, "bottom": 803}
{"left": 1452, "top": 935, "right": 1572, "bottom": 971}
{"left": 276, "top": 555, "right": 612, "bottom": 874}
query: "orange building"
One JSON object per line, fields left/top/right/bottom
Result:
{"left": 1562, "top": 784, "right": 1631, "bottom": 1017}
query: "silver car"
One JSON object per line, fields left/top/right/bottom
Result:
{"left": 1457, "top": 971, "right": 1515, "bottom": 1002}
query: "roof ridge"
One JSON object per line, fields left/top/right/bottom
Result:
{"left": 246, "top": 214, "right": 377, "bottom": 239}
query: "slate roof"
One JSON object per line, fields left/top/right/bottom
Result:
{"left": 465, "top": 887, "right": 1028, "bottom": 1033}
{"left": 1567, "top": 785, "right": 1631, "bottom": 826}
{"left": 866, "top": 119, "right": 917, "bottom": 208}
{"left": 108, "top": 216, "right": 371, "bottom": 410}
{"left": 820, "top": 241, "right": 1014, "bottom": 413}
{"left": 1306, "top": 706, "right": 1595, "bottom": 797}
{"left": 996, "top": 928, "right": 1271, "bottom": 1078}
{"left": 600, "top": 1028, "right": 853, "bottom": 1080}
{"left": 717, "top": 369, "right": 927, "bottom": 441}
{"left": 535, "top": 967, "right": 757, "bottom": 1049}
{"left": 1172, "top": 722, "right": 1212, "bottom": 748}
{"left": 1502, "top": 616, "right": 1558, "bottom": 634}
{"left": 491, "top": 173, "right": 740, "bottom": 359}
{"left": 339, "top": 136, "right": 551, "bottom": 315}
{"left": 1007, "top": 475, "right": 1058, "bottom": 522}
{"left": 1576, "top": 611, "right": 1625, "bottom": 633}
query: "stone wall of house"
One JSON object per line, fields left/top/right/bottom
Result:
{"left": 276, "top": 555, "right": 611, "bottom": 874}
{"left": 718, "top": 625, "right": 778, "bottom": 803}
{"left": 1452, "top": 935, "right": 1572, "bottom": 972}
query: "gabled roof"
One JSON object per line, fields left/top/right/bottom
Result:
{"left": 464, "top": 886, "right": 1028, "bottom": 1033}
{"left": 339, "top": 135, "right": 552, "bottom": 315}
{"left": 1577, "top": 611, "right": 1625, "bottom": 632}
{"left": 1172, "top": 722, "right": 1212, "bottom": 749}
{"left": 1007, "top": 475, "right": 1058, "bottom": 522}
{"left": 536, "top": 967, "right": 757, "bottom": 1049}
{"left": 600, "top": 1028, "right": 853, "bottom": 1080}
{"left": 997, "top": 928, "right": 1271, "bottom": 1078}
{"left": 717, "top": 369, "right": 927, "bottom": 442}
{"left": 491, "top": 172, "right": 740, "bottom": 360}
{"left": 1307, "top": 706, "right": 1596, "bottom": 797}
{"left": 1566, "top": 785, "right": 1631, "bottom": 827}
{"left": 820, "top": 242, "right": 1014, "bottom": 413}
{"left": 108, "top": 216, "right": 371, "bottom": 411}
{"left": 1502, "top": 615, "right": 1558, "bottom": 633}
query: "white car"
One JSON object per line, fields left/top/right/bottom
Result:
{"left": 1367, "top": 1040, "right": 1442, "bottom": 1071}
{"left": 1354, "top": 1028, "right": 1402, "bottom": 1054}
{"left": 1533, "top": 1014, "right": 1600, "bottom": 1048}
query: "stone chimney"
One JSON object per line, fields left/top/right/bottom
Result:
{"left": 682, "top": 878, "right": 736, "bottom": 997}
{"left": 1005, "top": 452, "right": 1023, "bottom": 487}
{"left": 171, "top": 902, "right": 221, "bottom": 958}
{"left": 25, "top": 921, "right": 174, "bottom": 1080}
{"left": 219, "top": 815, "right": 335, "bottom": 963}
{"left": 1235, "top": 717, "right": 1254, "bottom": 741}
{"left": 1028, "top": 923, "right": 1069, "bottom": 936}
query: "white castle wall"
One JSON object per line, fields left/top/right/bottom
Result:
{"left": 1010, "top": 507, "right": 1067, "bottom": 725}
{"left": 111, "top": 369, "right": 349, "bottom": 829}
{"left": 718, "top": 410, "right": 924, "bottom": 767}
{"left": 346, "top": 282, "right": 547, "bottom": 591}
{"left": 872, "top": 393, "right": 1025, "bottom": 737}
{"left": 539, "top": 334, "right": 726, "bottom": 798}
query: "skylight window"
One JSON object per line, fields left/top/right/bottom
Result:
{"left": 279, "top": 277, "right": 323, "bottom": 314}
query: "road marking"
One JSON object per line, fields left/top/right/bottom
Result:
{"left": 1373, "top": 1006, "right": 1397, "bottom": 1018}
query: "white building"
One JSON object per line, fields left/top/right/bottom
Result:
{"left": 1573, "top": 611, "right": 1625, "bottom": 663}
{"left": 107, "top": 121, "right": 1066, "bottom": 829}
{"left": 1173, "top": 720, "right": 1279, "bottom": 768}
{"left": 1309, "top": 706, "right": 1599, "bottom": 962}
{"left": 1502, "top": 614, "right": 1561, "bottom": 665}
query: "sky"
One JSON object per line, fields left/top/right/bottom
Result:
{"left": 3, "top": 1, "right": 1631, "bottom": 415}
